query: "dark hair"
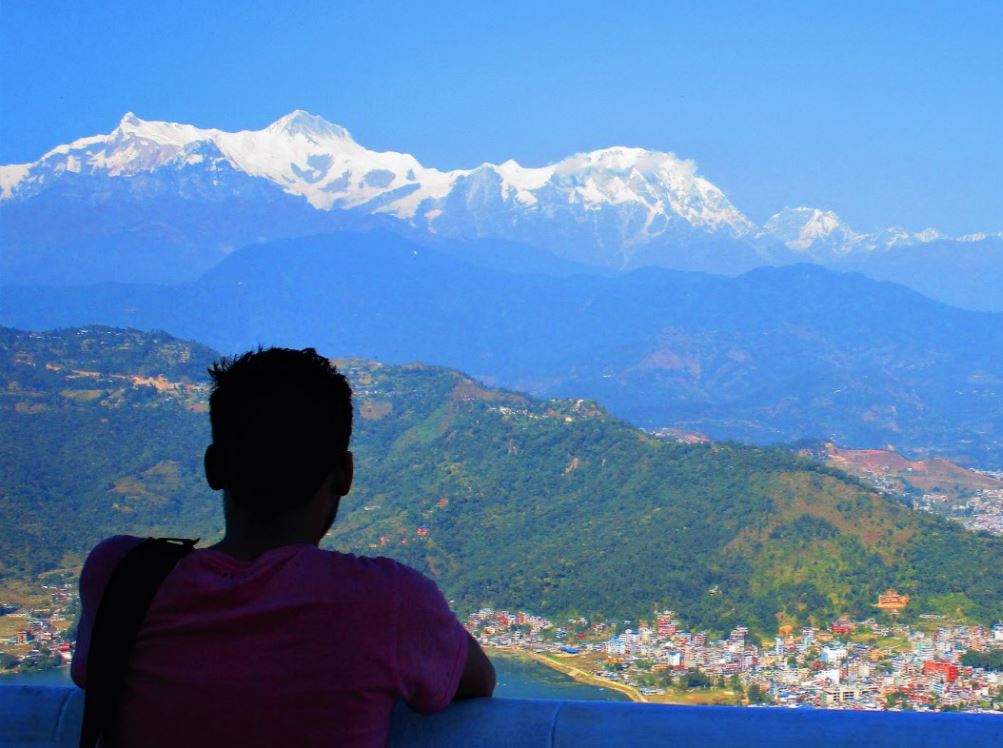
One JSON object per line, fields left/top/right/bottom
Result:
{"left": 207, "top": 347, "right": 353, "bottom": 515}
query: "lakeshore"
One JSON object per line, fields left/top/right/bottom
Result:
{"left": 488, "top": 646, "right": 745, "bottom": 706}
{"left": 0, "top": 666, "right": 72, "bottom": 686}
{"left": 472, "top": 608, "right": 1003, "bottom": 712}
{"left": 489, "top": 646, "right": 645, "bottom": 702}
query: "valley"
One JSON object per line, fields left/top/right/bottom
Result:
{"left": 2, "top": 322, "right": 1002, "bottom": 712}
{"left": 2, "top": 327, "right": 1001, "bottom": 637}
{"left": 3, "top": 3, "right": 1001, "bottom": 725}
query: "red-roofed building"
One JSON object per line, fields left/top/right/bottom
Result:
{"left": 923, "top": 660, "right": 959, "bottom": 683}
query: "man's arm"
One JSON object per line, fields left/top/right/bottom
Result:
{"left": 393, "top": 563, "right": 494, "bottom": 711}
{"left": 453, "top": 632, "right": 496, "bottom": 700}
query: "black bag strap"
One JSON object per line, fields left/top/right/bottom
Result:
{"left": 79, "top": 537, "right": 198, "bottom": 748}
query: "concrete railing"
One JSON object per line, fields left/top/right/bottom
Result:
{"left": 2, "top": 684, "right": 1001, "bottom": 747}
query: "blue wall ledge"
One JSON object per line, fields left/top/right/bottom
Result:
{"left": 2, "top": 684, "right": 1000, "bottom": 747}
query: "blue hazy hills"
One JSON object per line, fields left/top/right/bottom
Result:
{"left": 2, "top": 231, "right": 1001, "bottom": 467}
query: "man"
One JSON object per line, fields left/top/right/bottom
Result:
{"left": 73, "top": 347, "right": 494, "bottom": 747}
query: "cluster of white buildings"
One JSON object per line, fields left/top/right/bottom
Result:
{"left": 469, "top": 606, "right": 1003, "bottom": 712}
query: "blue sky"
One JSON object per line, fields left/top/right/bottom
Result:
{"left": 2, "top": 1, "right": 1001, "bottom": 233}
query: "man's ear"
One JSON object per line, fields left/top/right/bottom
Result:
{"left": 336, "top": 451, "right": 354, "bottom": 496}
{"left": 204, "top": 444, "right": 226, "bottom": 491}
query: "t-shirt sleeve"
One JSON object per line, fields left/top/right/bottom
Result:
{"left": 393, "top": 564, "right": 469, "bottom": 714}
{"left": 71, "top": 535, "right": 145, "bottom": 688}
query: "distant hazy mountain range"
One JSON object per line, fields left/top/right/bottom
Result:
{"left": 2, "top": 111, "right": 1000, "bottom": 311}
{"left": 4, "top": 232, "right": 1001, "bottom": 467}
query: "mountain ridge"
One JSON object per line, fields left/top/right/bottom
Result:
{"left": 4, "top": 111, "right": 1000, "bottom": 310}
{"left": 3, "top": 232, "right": 1000, "bottom": 467}
{"left": 1, "top": 109, "right": 754, "bottom": 227}
{"left": 0, "top": 110, "right": 752, "bottom": 241}
{"left": 3, "top": 325, "right": 1002, "bottom": 634}
{"left": 8, "top": 110, "right": 997, "bottom": 253}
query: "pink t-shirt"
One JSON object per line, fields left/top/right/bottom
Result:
{"left": 72, "top": 536, "right": 469, "bottom": 748}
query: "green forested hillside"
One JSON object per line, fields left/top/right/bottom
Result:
{"left": 1, "top": 327, "right": 1001, "bottom": 636}
{"left": 0, "top": 327, "right": 220, "bottom": 575}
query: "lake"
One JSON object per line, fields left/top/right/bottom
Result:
{"left": 0, "top": 666, "right": 73, "bottom": 685}
{"left": 0, "top": 656, "right": 627, "bottom": 701}
{"left": 492, "top": 654, "right": 628, "bottom": 701}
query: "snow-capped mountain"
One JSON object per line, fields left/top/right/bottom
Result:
{"left": 763, "top": 207, "right": 862, "bottom": 253}
{"left": 0, "top": 111, "right": 430, "bottom": 208}
{"left": 761, "top": 206, "right": 959, "bottom": 257}
{"left": 1, "top": 110, "right": 756, "bottom": 268}
{"left": 2, "top": 110, "right": 1001, "bottom": 311}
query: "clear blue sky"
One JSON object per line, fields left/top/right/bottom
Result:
{"left": 2, "top": 1, "right": 1001, "bottom": 234}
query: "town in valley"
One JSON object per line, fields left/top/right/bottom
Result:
{"left": 469, "top": 596, "right": 1003, "bottom": 713}
{"left": 3, "top": 573, "right": 1003, "bottom": 714}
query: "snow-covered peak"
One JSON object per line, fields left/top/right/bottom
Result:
{"left": 265, "top": 110, "right": 354, "bottom": 142}
{"left": 8, "top": 113, "right": 225, "bottom": 179}
{"left": 491, "top": 158, "right": 555, "bottom": 190}
{"left": 1, "top": 111, "right": 408, "bottom": 207}
{"left": 110, "top": 112, "right": 215, "bottom": 149}
{"left": 537, "top": 146, "right": 756, "bottom": 238}
{"left": 912, "top": 227, "right": 945, "bottom": 243}
{"left": 556, "top": 146, "right": 671, "bottom": 173}
{"left": 762, "top": 208, "right": 978, "bottom": 255}
{"left": 764, "top": 207, "right": 860, "bottom": 252}
{"left": 0, "top": 112, "right": 773, "bottom": 248}
{"left": 958, "top": 231, "right": 1003, "bottom": 243}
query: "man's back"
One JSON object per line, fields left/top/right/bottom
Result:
{"left": 73, "top": 536, "right": 469, "bottom": 748}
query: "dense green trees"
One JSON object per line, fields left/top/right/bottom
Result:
{"left": 2, "top": 327, "right": 1002, "bottom": 638}
{"left": 961, "top": 649, "right": 1003, "bottom": 671}
{"left": 682, "top": 669, "right": 712, "bottom": 689}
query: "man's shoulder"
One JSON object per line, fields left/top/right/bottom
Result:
{"left": 81, "top": 535, "right": 146, "bottom": 585}
{"left": 313, "top": 549, "right": 442, "bottom": 597}
{"left": 314, "top": 548, "right": 415, "bottom": 581}
{"left": 89, "top": 534, "right": 147, "bottom": 556}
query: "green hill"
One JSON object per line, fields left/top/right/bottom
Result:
{"left": 1, "top": 326, "right": 1001, "bottom": 635}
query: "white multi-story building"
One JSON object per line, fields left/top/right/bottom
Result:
{"left": 821, "top": 646, "right": 848, "bottom": 665}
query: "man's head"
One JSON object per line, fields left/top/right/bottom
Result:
{"left": 204, "top": 347, "right": 353, "bottom": 518}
